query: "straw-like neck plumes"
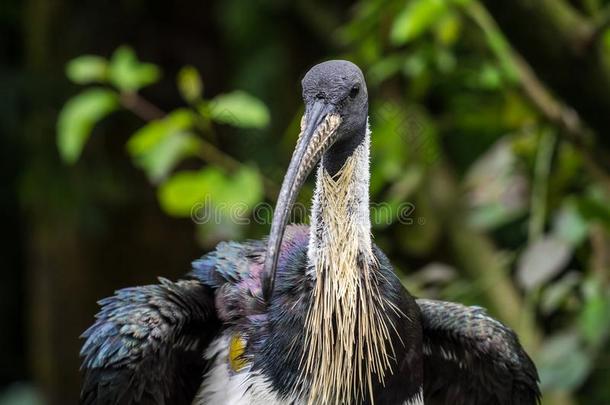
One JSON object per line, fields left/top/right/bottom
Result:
{"left": 307, "top": 123, "right": 373, "bottom": 270}
{"left": 301, "top": 125, "right": 397, "bottom": 404}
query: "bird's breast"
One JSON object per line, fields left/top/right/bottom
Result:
{"left": 194, "top": 332, "right": 424, "bottom": 405}
{"left": 194, "top": 333, "right": 302, "bottom": 405}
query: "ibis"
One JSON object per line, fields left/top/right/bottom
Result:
{"left": 80, "top": 60, "right": 541, "bottom": 405}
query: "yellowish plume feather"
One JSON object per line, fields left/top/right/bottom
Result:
{"left": 298, "top": 137, "right": 399, "bottom": 405}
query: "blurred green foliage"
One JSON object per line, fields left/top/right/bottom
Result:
{"left": 49, "top": 0, "right": 610, "bottom": 404}
{"left": 58, "top": 46, "right": 268, "bottom": 237}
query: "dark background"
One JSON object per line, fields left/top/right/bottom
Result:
{"left": 2, "top": 0, "right": 610, "bottom": 404}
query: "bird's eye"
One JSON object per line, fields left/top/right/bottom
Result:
{"left": 349, "top": 85, "right": 359, "bottom": 99}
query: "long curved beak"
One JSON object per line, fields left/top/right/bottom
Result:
{"left": 262, "top": 100, "right": 341, "bottom": 300}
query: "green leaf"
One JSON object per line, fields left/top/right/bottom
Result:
{"left": 150, "top": 134, "right": 201, "bottom": 184}
{"left": 434, "top": 48, "right": 456, "bottom": 73}
{"left": 133, "top": 132, "right": 202, "bottom": 184}
{"left": 214, "top": 165, "right": 263, "bottom": 209}
{"left": 108, "top": 46, "right": 160, "bottom": 92}
{"left": 464, "top": 138, "right": 528, "bottom": 230}
{"left": 579, "top": 278, "right": 610, "bottom": 346}
{"left": 434, "top": 12, "right": 462, "bottom": 46}
{"left": 540, "top": 272, "right": 580, "bottom": 315}
{"left": 177, "top": 65, "right": 203, "bottom": 103}
{"left": 402, "top": 52, "right": 427, "bottom": 77}
{"left": 158, "top": 166, "right": 263, "bottom": 217}
{"left": 57, "top": 88, "right": 119, "bottom": 164}
{"left": 466, "top": 1, "right": 519, "bottom": 82}
{"left": 204, "top": 91, "right": 270, "bottom": 129}
{"left": 577, "top": 188, "right": 610, "bottom": 229}
{"left": 538, "top": 332, "right": 592, "bottom": 391}
{"left": 127, "top": 109, "right": 198, "bottom": 183}
{"left": 478, "top": 63, "right": 503, "bottom": 90}
{"left": 369, "top": 55, "right": 405, "bottom": 85}
{"left": 66, "top": 55, "right": 108, "bottom": 84}
{"left": 158, "top": 169, "right": 217, "bottom": 217}
{"left": 552, "top": 200, "right": 589, "bottom": 247}
{"left": 516, "top": 236, "right": 572, "bottom": 291}
{"left": 127, "top": 109, "right": 194, "bottom": 155}
{"left": 390, "top": 0, "right": 447, "bottom": 46}
{"left": 603, "top": 29, "right": 610, "bottom": 53}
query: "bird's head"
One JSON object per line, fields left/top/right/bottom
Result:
{"left": 262, "top": 60, "right": 368, "bottom": 299}
{"left": 301, "top": 60, "right": 368, "bottom": 146}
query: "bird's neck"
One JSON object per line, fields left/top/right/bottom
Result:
{"left": 307, "top": 122, "right": 373, "bottom": 271}
{"left": 302, "top": 122, "right": 395, "bottom": 404}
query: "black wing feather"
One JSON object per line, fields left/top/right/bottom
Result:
{"left": 80, "top": 277, "right": 220, "bottom": 405}
{"left": 417, "top": 299, "right": 541, "bottom": 405}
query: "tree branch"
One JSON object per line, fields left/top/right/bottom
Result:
{"left": 119, "top": 92, "right": 279, "bottom": 200}
{"left": 478, "top": 0, "right": 610, "bottom": 164}
{"left": 587, "top": 5, "right": 610, "bottom": 48}
{"left": 467, "top": 2, "right": 610, "bottom": 189}
{"left": 119, "top": 92, "right": 165, "bottom": 121}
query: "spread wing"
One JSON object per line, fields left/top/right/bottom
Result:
{"left": 80, "top": 278, "right": 220, "bottom": 405}
{"left": 417, "top": 299, "right": 541, "bottom": 405}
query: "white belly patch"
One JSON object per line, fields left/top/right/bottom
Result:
{"left": 194, "top": 334, "right": 423, "bottom": 405}
{"left": 194, "top": 334, "right": 296, "bottom": 405}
